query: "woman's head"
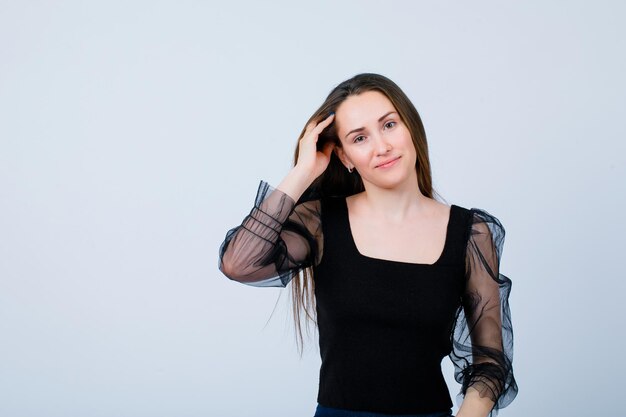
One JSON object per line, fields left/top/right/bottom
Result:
{"left": 294, "top": 73, "right": 433, "bottom": 200}
{"left": 333, "top": 90, "right": 418, "bottom": 192}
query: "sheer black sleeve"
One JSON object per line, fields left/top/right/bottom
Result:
{"left": 449, "top": 208, "right": 518, "bottom": 415}
{"left": 218, "top": 180, "right": 322, "bottom": 287}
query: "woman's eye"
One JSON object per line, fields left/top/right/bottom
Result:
{"left": 384, "top": 121, "right": 396, "bottom": 129}
{"left": 353, "top": 135, "right": 365, "bottom": 143}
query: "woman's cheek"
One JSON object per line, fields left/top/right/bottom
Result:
{"left": 355, "top": 146, "right": 372, "bottom": 161}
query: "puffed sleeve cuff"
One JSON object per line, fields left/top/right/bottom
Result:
{"left": 458, "top": 349, "right": 516, "bottom": 411}
{"left": 247, "top": 180, "right": 296, "bottom": 234}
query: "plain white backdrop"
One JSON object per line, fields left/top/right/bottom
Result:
{"left": 1, "top": 1, "right": 625, "bottom": 416}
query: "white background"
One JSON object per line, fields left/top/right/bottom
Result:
{"left": 1, "top": 1, "right": 625, "bottom": 416}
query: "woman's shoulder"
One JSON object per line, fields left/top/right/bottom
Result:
{"left": 306, "top": 193, "right": 348, "bottom": 208}
{"left": 451, "top": 204, "right": 507, "bottom": 246}
{"left": 447, "top": 202, "right": 501, "bottom": 224}
{"left": 317, "top": 194, "right": 345, "bottom": 216}
{"left": 446, "top": 200, "right": 470, "bottom": 215}
{"left": 458, "top": 205, "right": 505, "bottom": 228}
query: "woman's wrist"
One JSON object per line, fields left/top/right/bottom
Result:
{"left": 276, "top": 167, "right": 314, "bottom": 203}
{"left": 456, "top": 388, "right": 495, "bottom": 417}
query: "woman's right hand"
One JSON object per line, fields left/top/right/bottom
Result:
{"left": 276, "top": 113, "right": 336, "bottom": 203}
{"left": 294, "top": 112, "right": 336, "bottom": 182}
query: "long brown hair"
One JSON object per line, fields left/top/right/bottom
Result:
{"left": 289, "top": 73, "right": 439, "bottom": 355}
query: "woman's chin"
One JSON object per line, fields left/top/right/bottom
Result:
{"left": 362, "top": 171, "right": 416, "bottom": 190}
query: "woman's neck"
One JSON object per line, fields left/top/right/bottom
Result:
{"left": 356, "top": 173, "right": 432, "bottom": 224}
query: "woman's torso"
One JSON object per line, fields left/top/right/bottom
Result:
{"left": 313, "top": 195, "right": 472, "bottom": 415}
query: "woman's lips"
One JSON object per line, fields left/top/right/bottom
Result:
{"left": 376, "top": 156, "right": 400, "bottom": 168}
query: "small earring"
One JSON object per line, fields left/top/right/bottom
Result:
{"left": 348, "top": 166, "right": 354, "bottom": 173}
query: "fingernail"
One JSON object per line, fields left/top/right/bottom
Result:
{"left": 329, "top": 111, "right": 335, "bottom": 116}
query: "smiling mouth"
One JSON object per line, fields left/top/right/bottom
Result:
{"left": 376, "top": 157, "right": 400, "bottom": 168}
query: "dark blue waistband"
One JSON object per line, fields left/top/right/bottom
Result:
{"left": 314, "top": 404, "right": 454, "bottom": 417}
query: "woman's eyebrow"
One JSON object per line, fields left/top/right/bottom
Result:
{"left": 344, "top": 111, "right": 397, "bottom": 139}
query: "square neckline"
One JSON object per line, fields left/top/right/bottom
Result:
{"left": 341, "top": 197, "right": 457, "bottom": 267}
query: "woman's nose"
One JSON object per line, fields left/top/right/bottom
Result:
{"left": 374, "top": 135, "right": 392, "bottom": 155}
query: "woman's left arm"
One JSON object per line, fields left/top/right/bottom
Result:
{"left": 450, "top": 208, "right": 518, "bottom": 417}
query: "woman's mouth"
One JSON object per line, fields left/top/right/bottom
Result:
{"left": 376, "top": 157, "right": 400, "bottom": 169}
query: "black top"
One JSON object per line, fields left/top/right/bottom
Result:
{"left": 218, "top": 180, "right": 518, "bottom": 416}
{"left": 314, "top": 196, "right": 469, "bottom": 414}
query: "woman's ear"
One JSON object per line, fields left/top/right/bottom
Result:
{"left": 334, "top": 146, "right": 352, "bottom": 171}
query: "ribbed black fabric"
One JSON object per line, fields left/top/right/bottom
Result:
{"left": 314, "top": 196, "right": 472, "bottom": 415}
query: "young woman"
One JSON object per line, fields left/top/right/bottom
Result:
{"left": 218, "top": 73, "right": 518, "bottom": 417}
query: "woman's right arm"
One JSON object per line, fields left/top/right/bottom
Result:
{"left": 218, "top": 168, "right": 320, "bottom": 287}
{"left": 218, "top": 113, "right": 336, "bottom": 287}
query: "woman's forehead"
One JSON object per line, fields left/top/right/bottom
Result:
{"left": 336, "top": 91, "right": 397, "bottom": 134}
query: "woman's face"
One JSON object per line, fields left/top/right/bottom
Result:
{"left": 334, "top": 90, "right": 417, "bottom": 190}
